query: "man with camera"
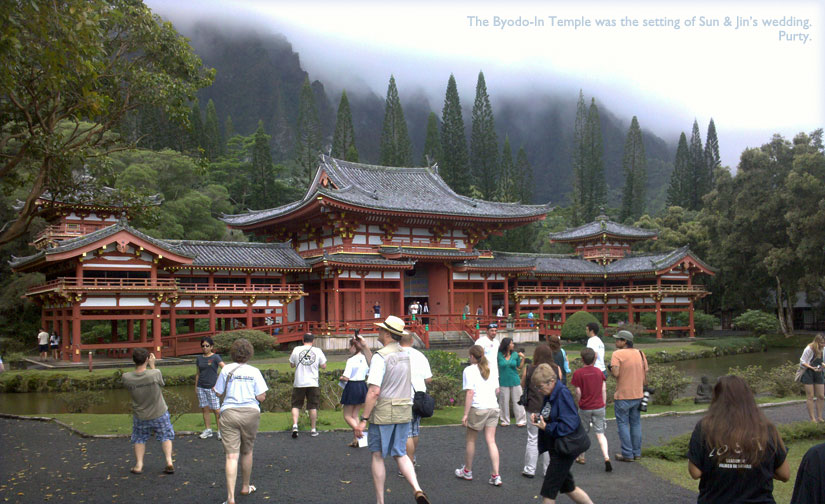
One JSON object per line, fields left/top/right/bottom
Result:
{"left": 608, "top": 330, "right": 648, "bottom": 462}
{"left": 353, "top": 315, "right": 430, "bottom": 504}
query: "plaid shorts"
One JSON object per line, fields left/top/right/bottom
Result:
{"left": 197, "top": 386, "right": 220, "bottom": 410}
{"left": 131, "top": 411, "right": 175, "bottom": 444}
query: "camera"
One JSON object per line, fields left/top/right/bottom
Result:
{"left": 639, "top": 386, "right": 655, "bottom": 412}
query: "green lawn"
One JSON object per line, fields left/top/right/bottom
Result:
{"left": 641, "top": 437, "right": 817, "bottom": 503}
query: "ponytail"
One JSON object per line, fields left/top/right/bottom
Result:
{"left": 469, "top": 345, "right": 490, "bottom": 380}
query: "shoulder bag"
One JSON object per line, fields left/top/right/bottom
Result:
{"left": 412, "top": 386, "right": 435, "bottom": 418}
{"left": 553, "top": 421, "right": 591, "bottom": 457}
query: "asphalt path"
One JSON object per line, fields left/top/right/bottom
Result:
{"left": 0, "top": 403, "right": 810, "bottom": 504}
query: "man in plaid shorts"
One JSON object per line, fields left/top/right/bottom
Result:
{"left": 122, "top": 348, "right": 175, "bottom": 474}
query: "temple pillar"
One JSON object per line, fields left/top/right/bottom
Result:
{"left": 333, "top": 273, "right": 340, "bottom": 323}
{"left": 359, "top": 276, "right": 366, "bottom": 320}
{"left": 61, "top": 314, "right": 70, "bottom": 360}
{"left": 209, "top": 304, "right": 216, "bottom": 333}
{"left": 448, "top": 266, "right": 455, "bottom": 314}
{"left": 689, "top": 299, "right": 696, "bottom": 338}
{"left": 152, "top": 303, "right": 162, "bottom": 358}
{"left": 71, "top": 303, "right": 81, "bottom": 363}
{"left": 127, "top": 319, "right": 134, "bottom": 341}
{"left": 397, "top": 276, "right": 404, "bottom": 319}
{"left": 504, "top": 275, "right": 510, "bottom": 318}
{"left": 320, "top": 279, "right": 327, "bottom": 322}
{"left": 655, "top": 299, "right": 663, "bottom": 339}
{"left": 246, "top": 304, "right": 253, "bottom": 329}
{"left": 169, "top": 306, "right": 177, "bottom": 337}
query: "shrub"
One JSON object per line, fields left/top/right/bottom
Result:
{"left": 640, "top": 313, "right": 657, "bottom": 330}
{"left": 733, "top": 310, "right": 779, "bottom": 335}
{"left": 646, "top": 365, "right": 691, "bottom": 405}
{"left": 727, "top": 364, "right": 768, "bottom": 394}
{"left": 429, "top": 375, "right": 464, "bottom": 408}
{"left": 59, "top": 391, "right": 105, "bottom": 413}
{"left": 423, "top": 349, "right": 465, "bottom": 379}
{"left": 212, "top": 329, "right": 274, "bottom": 354}
{"left": 164, "top": 390, "right": 191, "bottom": 423}
{"left": 693, "top": 311, "right": 719, "bottom": 334}
{"left": 766, "top": 361, "right": 805, "bottom": 398}
{"left": 561, "top": 311, "right": 601, "bottom": 342}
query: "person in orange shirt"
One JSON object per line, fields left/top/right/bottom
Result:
{"left": 607, "top": 330, "right": 648, "bottom": 462}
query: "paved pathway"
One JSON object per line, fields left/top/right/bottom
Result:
{"left": 0, "top": 402, "right": 811, "bottom": 503}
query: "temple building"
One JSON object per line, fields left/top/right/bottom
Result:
{"left": 12, "top": 156, "right": 714, "bottom": 360}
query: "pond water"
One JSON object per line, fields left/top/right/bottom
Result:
{"left": 0, "top": 347, "right": 805, "bottom": 414}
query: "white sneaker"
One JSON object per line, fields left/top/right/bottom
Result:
{"left": 216, "top": 430, "right": 222, "bottom": 441}
{"left": 489, "top": 474, "right": 502, "bottom": 486}
{"left": 455, "top": 466, "right": 473, "bottom": 480}
{"left": 292, "top": 425, "right": 298, "bottom": 439}
{"left": 199, "top": 428, "right": 213, "bottom": 439}
{"left": 310, "top": 429, "right": 319, "bottom": 437}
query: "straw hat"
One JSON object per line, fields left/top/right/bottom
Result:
{"left": 374, "top": 315, "right": 405, "bottom": 337}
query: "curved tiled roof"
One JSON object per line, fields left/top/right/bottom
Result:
{"left": 306, "top": 251, "right": 415, "bottom": 268}
{"left": 222, "top": 155, "right": 550, "bottom": 226}
{"left": 379, "top": 246, "right": 480, "bottom": 260}
{"left": 550, "top": 215, "right": 657, "bottom": 242}
{"left": 163, "top": 240, "right": 308, "bottom": 270}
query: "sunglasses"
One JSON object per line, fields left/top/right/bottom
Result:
{"left": 201, "top": 344, "right": 211, "bottom": 348}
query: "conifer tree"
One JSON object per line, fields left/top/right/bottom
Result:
{"left": 667, "top": 132, "right": 690, "bottom": 208}
{"left": 440, "top": 74, "right": 470, "bottom": 195}
{"left": 203, "top": 99, "right": 222, "bottom": 160}
{"left": 189, "top": 100, "right": 204, "bottom": 152}
{"left": 470, "top": 71, "right": 499, "bottom": 199}
{"left": 295, "top": 77, "right": 321, "bottom": 186}
{"left": 499, "top": 135, "right": 513, "bottom": 200}
{"left": 251, "top": 120, "right": 275, "bottom": 208}
{"left": 515, "top": 146, "right": 533, "bottom": 203}
{"left": 571, "top": 90, "right": 588, "bottom": 223}
{"left": 224, "top": 115, "right": 235, "bottom": 141}
{"left": 620, "top": 116, "right": 647, "bottom": 221}
{"left": 332, "top": 90, "right": 358, "bottom": 161}
{"left": 704, "top": 118, "right": 721, "bottom": 184}
{"left": 581, "top": 98, "right": 606, "bottom": 221}
{"left": 271, "top": 88, "right": 294, "bottom": 162}
{"left": 421, "top": 112, "right": 442, "bottom": 166}
{"left": 688, "top": 119, "right": 706, "bottom": 210}
{"left": 379, "top": 75, "right": 412, "bottom": 166}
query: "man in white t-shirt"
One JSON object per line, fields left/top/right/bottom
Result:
{"left": 586, "top": 322, "right": 606, "bottom": 375}
{"left": 401, "top": 331, "right": 432, "bottom": 467}
{"left": 476, "top": 323, "right": 500, "bottom": 382}
{"left": 37, "top": 328, "right": 49, "bottom": 361}
{"left": 496, "top": 306, "right": 504, "bottom": 318}
{"left": 289, "top": 333, "right": 327, "bottom": 438}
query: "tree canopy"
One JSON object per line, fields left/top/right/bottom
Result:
{"left": 0, "top": 0, "right": 214, "bottom": 245}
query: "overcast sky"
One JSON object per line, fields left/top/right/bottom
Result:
{"left": 148, "top": 0, "right": 825, "bottom": 169}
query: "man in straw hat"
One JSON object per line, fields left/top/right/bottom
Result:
{"left": 354, "top": 315, "right": 430, "bottom": 504}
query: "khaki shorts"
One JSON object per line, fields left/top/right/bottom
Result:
{"left": 579, "top": 407, "right": 606, "bottom": 434}
{"left": 291, "top": 386, "right": 320, "bottom": 410}
{"left": 220, "top": 407, "right": 260, "bottom": 455}
{"left": 467, "top": 407, "right": 500, "bottom": 431}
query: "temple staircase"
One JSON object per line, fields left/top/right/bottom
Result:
{"left": 425, "top": 330, "right": 474, "bottom": 348}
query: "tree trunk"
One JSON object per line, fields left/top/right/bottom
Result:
{"left": 775, "top": 276, "right": 794, "bottom": 337}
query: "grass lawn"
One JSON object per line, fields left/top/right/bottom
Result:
{"left": 640, "top": 437, "right": 817, "bottom": 503}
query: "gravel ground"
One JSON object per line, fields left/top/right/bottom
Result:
{"left": 0, "top": 403, "right": 811, "bottom": 504}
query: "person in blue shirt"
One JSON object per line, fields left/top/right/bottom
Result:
{"left": 531, "top": 363, "right": 593, "bottom": 504}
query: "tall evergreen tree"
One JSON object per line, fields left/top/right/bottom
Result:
{"left": 581, "top": 98, "right": 606, "bottom": 221}
{"left": 704, "top": 118, "right": 721, "bottom": 184}
{"left": 251, "top": 120, "right": 275, "bottom": 208}
{"left": 620, "top": 116, "right": 647, "bottom": 221}
{"left": 499, "top": 135, "right": 514, "bottom": 200}
{"left": 224, "top": 115, "right": 235, "bottom": 141}
{"left": 379, "top": 75, "right": 412, "bottom": 166}
{"left": 271, "top": 87, "right": 294, "bottom": 162}
{"left": 667, "top": 132, "right": 690, "bottom": 208}
{"left": 189, "top": 100, "right": 204, "bottom": 152}
{"left": 688, "top": 119, "right": 706, "bottom": 210}
{"left": 203, "top": 99, "right": 222, "bottom": 160}
{"left": 470, "top": 71, "right": 499, "bottom": 199}
{"left": 421, "top": 112, "right": 442, "bottom": 167}
{"left": 332, "top": 90, "right": 358, "bottom": 161}
{"left": 571, "top": 90, "right": 588, "bottom": 223}
{"left": 440, "top": 74, "right": 470, "bottom": 194}
{"left": 295, "top": 77, "right": 321, "bottom": 186}
{"left": 515, "top": 146, "right": 533, "bottom": 204}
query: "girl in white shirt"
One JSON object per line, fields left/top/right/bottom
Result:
{"left": 340, "top": 340, "right": 369, "bottom": 446}
{"left": 456, "top": 344, "right": 503, "bottom": 486}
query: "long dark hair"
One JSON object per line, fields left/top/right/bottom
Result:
{"left": 700, "top": 375, "right": 784, "bottom": 466}
{"left": 498, "top": 337, "right": 513, "bottom": 356}
{"left": 532, "top": 344, "right": 554, "bottom": 366}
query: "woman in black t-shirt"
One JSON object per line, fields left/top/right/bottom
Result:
{"left": 687, "top": 375, "right": 790, "bottom": 504}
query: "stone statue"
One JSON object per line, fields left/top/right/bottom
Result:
{"left": 694, "top": 376, "right": 713, "bottom": 404}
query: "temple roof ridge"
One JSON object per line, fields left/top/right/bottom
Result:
{"left": 550, "top": 214, "right": 658, "bottom": 242}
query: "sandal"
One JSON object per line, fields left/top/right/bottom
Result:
{"left": 240, "top": 485, "right": 256, "bottom": 496}
{"left": 130, "top": 467, "right": 143, "bottom": 475}
{"left": 414, "top": 490, "right": 430, "bottom": 504}
{"left": 347, "top": 440, "right": 359, "bottom": 448}
{"left": 164, "top": 465, "right": 175, "bottom": 474}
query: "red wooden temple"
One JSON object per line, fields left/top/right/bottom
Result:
{"left": 12, "top": 155, "right": 714, "bottom": 361}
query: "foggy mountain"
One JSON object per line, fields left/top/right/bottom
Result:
{"left": 181, "top": 22, "right": 675, "bottom": 208}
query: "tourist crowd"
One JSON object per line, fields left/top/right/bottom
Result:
{"left": 120, "top": 320, "right": 825, "bottom": 504}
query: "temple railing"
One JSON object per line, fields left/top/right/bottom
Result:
{"left": 31, "top": 223, "right": 109, "bottom": 247}
{"left": 27, "top": 277, "right": 305, "bottom": 298}
{"left": 513, "top": 284, "right": 708, "bottom": 297}
{"left": 176, "top": 282, "right": 305, "bottom": 296}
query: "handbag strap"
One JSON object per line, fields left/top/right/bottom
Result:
{"left": 638, "top": 350, "right": 648, "bottom": 386}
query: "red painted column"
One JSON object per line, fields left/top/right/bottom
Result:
{"left": 359, "top": 276, "right": 366, "bottom": 320}
{"left": 61, "top": 313, "right": 69, "bottom": 361}
{"left": 333, "top": 273, "right": 340, "bottom": 323}
{"left": 152, "top": 303, "right": 162, "bottom": 358}
{"left": 127, "top": 319, "right": 134, "bottom": 341}
{"left": 689, "top": 300, "right": 696, "bottom": 338}
{"left": 169, "top": 306, "right": 177, "bottom": 337}
{"left": 71, "top": 303, "right": 81, "bottom": 363}
{"left": 320, "top": 279, "right": 327, "bottom": 323}
{"left": 656, "top": 299, "right": 663, "bottom": 339}
{"left": 448, "top": 266, "right": 455, "bottom": 315}
{"left": 504, "top": 274, "right": 510, "bottom": 318}
{"left": 209, "top": 303, "right": 216, "bottom": 333}
{"left": 397, "top": 276, "right": 404, "bottom": 319}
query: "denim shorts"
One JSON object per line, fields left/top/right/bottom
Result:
{"left": 407, "top": 413, "right": 421, "bottom": 439}
{"left": 131, "top": 411, "right": 175, "bottom": 444}
{"left": 368, "top": 422, "right": 410, "bottom": 458}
